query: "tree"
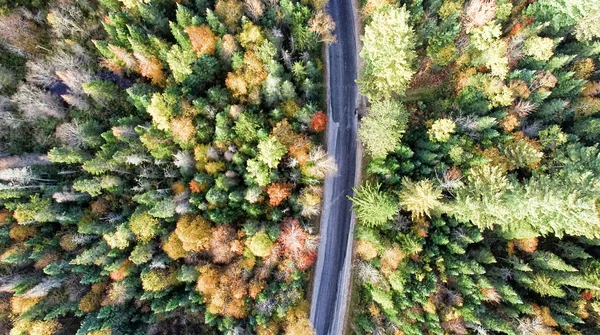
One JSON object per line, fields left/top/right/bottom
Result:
{"left": 103, "top": 224, "right": 132, "bottom": 249}
{"left": 462, "top": 0, "right": 498, "bottom": 31}
{"left": 428, "top": 119, "right": 456, "bottom": 143}
{"left": 175, "top": 214, "right": 212, "bottom": 252}
{"left": 163, "top": 232, "right": 187, "bottom": 260}
{"left": 258, "top": 136, "right": 287, "bottom": 169}
{"left": 12, "top": 84, "right": 66, "bottom": 120}
{"left": 170, "top": 116, "right": 196, "bottom": 147}
{"left": 141, "top": 268, "right": 180, "bottom": 292}
{"left": 522, "top": 36, "right": 554, "bottom": 61}
{"left": 358, "top": 99, "right": 408, "bottom": 158}
{"left": 246, "top": 159, "right": 271, "bottom": 186}
{"left": 357, "top": 5, "right": 416, "bottom": 101}
{"left": 308, "top": 10, "right": 336, "bottom": 44}
{"left": 167, "top": 45, "right": 195, "bottom": 82}
{"left": 129, "top": 210, "right": 160, "bottom": 243}
{"left": 243, "top": 0, "right": 264, "bottom": 21}
{"left": 247, "top": 232, "right": 274, "bottom": 257}
{"left": 135, "top": 52, "right": 166, "bottom": 86}
{"left": 350, "top": 181, "right": 398, "bottom": 227}
{"left": 355, "top": 239, "right": 378, "bottom": 260}
{"left": 398, "top": 178, "right": 443, "bottom": 220}
{"left": 501, "top": 138, "right": 543, "bottom": 170}
{"left": 310, "top": 111, "right": 327, "bottom": 132}
{"left": 447, "top": 149, "right": 600, "bottom": 239}
{"left": 186, "top": 25, "right": 218, "bottom": 56}
{"left": 234, "top": 112, "right": 261, "bottom": 142}
{"left": 209, "top": 225, "right": 240, "bottom": 264}
{"left": 214, "top": 0, "right": 243, "bottom": 33}
{"left": 0, "top": 12, "right": 42, "bottom": 54}
{"left": 525, "top": 0, "right": 600, "bottom": 40}
{"left": 266, "top": 183, "right": 293, "bottom": 206}
{"left": 225, "top": 51, "right": 267, "bottom": 102}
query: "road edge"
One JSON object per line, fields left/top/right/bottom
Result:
{"left": 308, "top": 22, "right": 332, "bottom": 324}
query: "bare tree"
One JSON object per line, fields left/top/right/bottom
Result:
{"left": 517, "top": 318, "right": 553, "bottom": 335}
{"left": 20, "top": 278, "right": 62, "bottom": 299}
{"left": 52, "top": 191, "right": 88, "bottom": 203}
{"left": 173, "top": 151, "right": 195, "bottom": 174}
{"left": 55, "top": 120, "right": 87, "bottom": 148}
{"left": 0, "top": 154, "right": 51, "bottom": 170}
{"left": 0, "top": 12, "right": 41, "bottom": 55}
{"left": 463, "top": 0, "right": 497, "bottom": 31}
{"left": 244, "top": 0, "right": 264, "bottom": 21}
{"left": 26, "top": 59, "right": 59, "bottom": 88}
{"left": 61, "top": 93, "right": 90, "bottom": 110}
{"left": 0, "top": 167, "right": 34, "bottom": 184}
{"left": 307, "top": 146, "right": 338, "bottom": 179}
{"left": 0, "top": 96, "right": 20, "bottom": 129}
{"left": 47, "top": 5, "right": 87, "bottom": 38}
{"left": 56, "top": 68, "right": 92, "bottom": 95}
{"left": 11, "top": 84, "right": 66, "bottom": 120}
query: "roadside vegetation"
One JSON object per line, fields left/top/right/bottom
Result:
{"left": 351, "top": 0, "right": 600, "bottom": 334}
{"left": 0, "top": 0, "right": 336, "bottom": 334}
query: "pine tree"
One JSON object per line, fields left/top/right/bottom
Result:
{"left": 350, "top": 181, "right": 398, "bottom": 227}
{"left": 398, "top": 178, "right": 443, "bottom": 220}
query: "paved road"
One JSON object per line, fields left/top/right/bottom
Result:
{"left": 309, "top": 0, "right": 359, "bottom": 332}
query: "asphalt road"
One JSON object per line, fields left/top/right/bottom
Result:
{"left": 309, "top": 0, "right": 359, "bottom": 332}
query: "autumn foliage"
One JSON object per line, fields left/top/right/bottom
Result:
{"left": 310, "top": 110, "right": 327, "bottom": 132}
{"left": 279, "top": 218, "right": 318, "bottom": 271}
{"left": 0, "top": 0, "right": 330, "bottom": 333}
{"left": 266, "top": 183, "right": 293, "bottom": 206}
{"left": 186, "top": 25, "right": 218, "bottom": 56}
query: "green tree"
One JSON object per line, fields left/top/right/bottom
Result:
{"left": 525, "top": 0, "right": 600, "bottom": 40}
{"left": 448, "top": 151, "right": 600, "bottom": 239}
{"left": 398, "top": 178, "right": 443, "bottom": 220}
{"left": 257, "top": 136, "right": 287, "bottom": 169}
{"left": 358, "top": 99, "right": 408, "bottom": 158}
{"left": 247, "top": 232, "right": 273, "bottom": 257}
{"left": 350, "top": 181, "right": 398, "bottom": 227}
{"left": 357, "top": 5, "right": 416, "bottom": 101}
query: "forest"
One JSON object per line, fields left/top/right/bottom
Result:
{"left": 0, "top": 0, "right": 335, "bottom": 334}
{"left": 3, "top": 0, "right": 600, "bottom": 334}
{"left": 350, "top": 0, "right": 600, "bottom": 335}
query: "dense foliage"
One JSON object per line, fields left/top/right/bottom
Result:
{"left": 0, "top": 0, "right": 335, "bottom": 334}
{"left": 351, "top": 0, "right": 600, "bottom": 334}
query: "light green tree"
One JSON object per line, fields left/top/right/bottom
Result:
{"left": 523, "top": 36, "right": 554, "bottom": 61}
{"left": 398, "top": 178, "right": 443, "bottom": 220}
{"left": 447, "top": 148, "right": 600, "bottom": 239}
{"left": 358, "top": 99, "right": 408, "bottom": 158}
{"left": 246, "top": 159, "right": 271, "bottom": 186}
{"left": 129, "top": 211, "right": 160, "bottom": 243}
{"left": 247, "top": 232, "right": 274, "bottom": 257}
{"left": 357, "top": 5, "right": 416, "bottom": 101}
{"left": 350, "top": 181, "right": 398, "bottom": 227}
{"left": 428, "top": 118, "right": 456, "bottom": 143}
{"left": 257, "top": 136, "right": 287, "bottom": 169}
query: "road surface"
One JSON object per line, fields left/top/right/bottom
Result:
{"left": 309, "top": 0, "right": 360, "bottom": 332}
